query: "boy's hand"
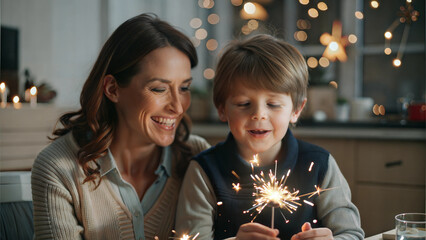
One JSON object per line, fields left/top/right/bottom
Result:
{"left": 291, "top": 222, "right": 333, "bottom": 240}
{"left": 236, "top": 222, "right": 280, "bottom": 240}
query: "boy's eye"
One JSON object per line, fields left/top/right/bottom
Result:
{"left": 236, "top": 102, "right": 250, "bottom": 107}
{"left": 268, "top": 103, "right": 281, "bottom": 108}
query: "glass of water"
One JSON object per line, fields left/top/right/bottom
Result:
{"left": 395, "top": 213, "right": 426, "bottom": 240}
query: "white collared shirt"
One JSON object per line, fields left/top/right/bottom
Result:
{"left": 98, "top": 147, "right": 172, "bottom": 240}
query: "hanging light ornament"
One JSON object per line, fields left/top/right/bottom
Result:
{"left": 384, "top": 1, "right": 420, "bottom": 68}
{"left": 320, "top": 21, "right": 349, "bottom": 62}
{"left": 240, "top": 2, "right": 268, "bottom": 21}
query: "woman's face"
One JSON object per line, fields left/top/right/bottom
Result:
{"left": 114, "top": 46, "right": 192, "bottom": 147}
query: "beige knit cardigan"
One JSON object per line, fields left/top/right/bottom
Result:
{"left": 31, "top": 132, "right": 210, "bottom": 240}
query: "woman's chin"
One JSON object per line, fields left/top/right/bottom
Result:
{"left": 154, "top": 135, "right": 176, "bottom": 147}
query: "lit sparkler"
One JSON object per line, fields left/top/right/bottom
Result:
{"left": 168, "top": 230, "right": 199, "bottom": 240}
{"left": 244, "top": 160, "right": 333, "bottom": 228}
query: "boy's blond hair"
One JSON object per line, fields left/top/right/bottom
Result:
{"left": 213, "top": 34, "right": 308, "bottom": 111}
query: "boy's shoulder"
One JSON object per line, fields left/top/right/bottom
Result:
{"left": 295, "top": 138, "right": 330, "bottom": 164}
{"left": 296, "top": 138, "right": 329, "bottom": 155}
{"left": 192, "top": 140, "right": 226, "bottom": 162}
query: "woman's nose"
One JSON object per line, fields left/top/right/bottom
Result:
{"left": 167, "top": 90, "right": 184, "bottom": 114}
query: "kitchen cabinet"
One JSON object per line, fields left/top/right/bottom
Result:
{"left": 296, "top": 137, "right": 425, "bottom": 237}
{"left": 355, "top": 140, "right": 425, "bottom": 236}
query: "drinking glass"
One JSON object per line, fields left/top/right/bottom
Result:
{"left": 395, "top": 213, "right": 426, "bottom": 240}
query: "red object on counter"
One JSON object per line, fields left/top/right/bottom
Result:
{"left": 408, "top": 103, "right": 426, "bottom": 121}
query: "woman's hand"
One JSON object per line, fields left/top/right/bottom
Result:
{"left": 291, "top": 222, "right": 333, "bottom": 240}
{"left": 236, "top": 222, "right": 280, "bottom": 240}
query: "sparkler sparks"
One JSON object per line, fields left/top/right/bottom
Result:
{"left": 244, "top": 160, "right": 333, "bottom": 227}
{"left": 250, "top": 154, "right": 260, "bottom": 170}
{"left": 231, "top": 170, "right": 240, "bottom": 179}
{"left": 308, "top": 162, "right": 314, "bottom": 172}
{"left": 232, "top": 183, "right": 241, "bottom": 193}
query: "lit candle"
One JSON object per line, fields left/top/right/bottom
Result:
{"left": 30, "top": 86, "right": 37, "bottom": 108}
{"left": 13, "top": 95, "right": 21, "bottom": 109}
{"left": 0, "top": 82, "right": 7, "bottom": 108}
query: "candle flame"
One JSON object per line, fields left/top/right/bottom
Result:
{"left": 30, "top": 86, "right": 37, "bottom": 96}
{"left": 13, "top": 96, "right": 20, "bottom": 103}
{"left": 0, "top": 82, "right": 5, "bottom": 91}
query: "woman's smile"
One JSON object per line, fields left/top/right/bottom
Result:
{"left": 151, "top": 116, "right": 177, "bottom": 130}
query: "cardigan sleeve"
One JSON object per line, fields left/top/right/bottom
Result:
{"left": 31, "top": 154, "right": 84, "bottom": 240}
{"left": 175, "top": 161, "right": 216, "bottom": 240}
{"left": 316, "top": 154, "right": 365, "bottom": 240}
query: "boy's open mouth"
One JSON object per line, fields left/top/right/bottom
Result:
{"left": 248, "top": 130, "right": 271, "bottom": 135}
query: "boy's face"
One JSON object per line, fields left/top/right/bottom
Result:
{"left": 218, "top": 79, "right": 305, "bottom": 162}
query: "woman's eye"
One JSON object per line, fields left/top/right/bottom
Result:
{"left": 151, "top": 88, "right": 166, "bottom": 93}
{"left": 181, "top": 86, "right": 191, "bottom": 92}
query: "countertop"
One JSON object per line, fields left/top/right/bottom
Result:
{"left": 192, "top": 120, "right": 426, "bottom": 141}
{"left": 364, "top": 229, "right": 395, "bottom": 240}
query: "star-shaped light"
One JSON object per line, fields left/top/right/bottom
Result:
{"left": 320, "top": 21, "right": 349, "bottom": 62}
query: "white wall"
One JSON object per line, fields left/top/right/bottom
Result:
{"left": 1, "top": 0, "right": 102, "bottom": 107}
{"left": 1, "top": 0, "right": 230, "bottom": 107}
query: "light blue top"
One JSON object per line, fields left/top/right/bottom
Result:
{"left": 98, "top": 147, "right": 172, "bottom": 240}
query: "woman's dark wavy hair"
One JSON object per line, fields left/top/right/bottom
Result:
{"left": 51, "top": 13, "right": 198, "bottom": 185}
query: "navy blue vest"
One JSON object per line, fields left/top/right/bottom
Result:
{"left": 194, "top": 130, "right": 330, "bottom": 240}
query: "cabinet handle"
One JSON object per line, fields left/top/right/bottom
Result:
{"left": 385, "top": 160, "right": 402, "bottom": 168}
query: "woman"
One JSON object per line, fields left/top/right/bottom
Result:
{"left": 31, "top": 13, "right": 210, "bottom": 240}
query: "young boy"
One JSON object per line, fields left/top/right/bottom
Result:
{"left": 176, "top": 34, "right": 364, "bottom": 240}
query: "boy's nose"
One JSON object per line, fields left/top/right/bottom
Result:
{"left": 251, "top": 106, "right": 267, "bottom": 120}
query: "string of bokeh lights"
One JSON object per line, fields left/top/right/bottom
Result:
{"left": 191, "top": 0, "right": 420, "bottom": 118}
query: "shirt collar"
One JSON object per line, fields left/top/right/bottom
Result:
{"left": 99, "top": 149, "right": 118, "bottom": 177}
{"left": 224, "top": 129, "right": 299, "bottom": 175}
{"left": 155, "top": 146, "right": 172, "bottom": 178}
{"left": 99, "top": 147, "right": 172, "bottom": 178}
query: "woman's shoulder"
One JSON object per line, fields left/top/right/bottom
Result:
{"left": 187, "top": 134, "right": 211, "bottom": 154}
{"left": 32, "top": 132, "right": 81, "bottom": 178}
{"left": 36, "top": 132, "right": 79, "bottom": 159}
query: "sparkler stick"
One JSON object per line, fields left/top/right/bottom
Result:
{"left": 271, "top": 160, "right": 278, "bottom": 228}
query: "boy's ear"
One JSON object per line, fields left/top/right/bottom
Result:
{"left": 103, "top": 75, "right": 119, "bottom": 103}
{"left": 290, "top": 98, "right": 307, "bottom": 123}
{"left": 217, "top": 106, "right": 228, "bottom": 122}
